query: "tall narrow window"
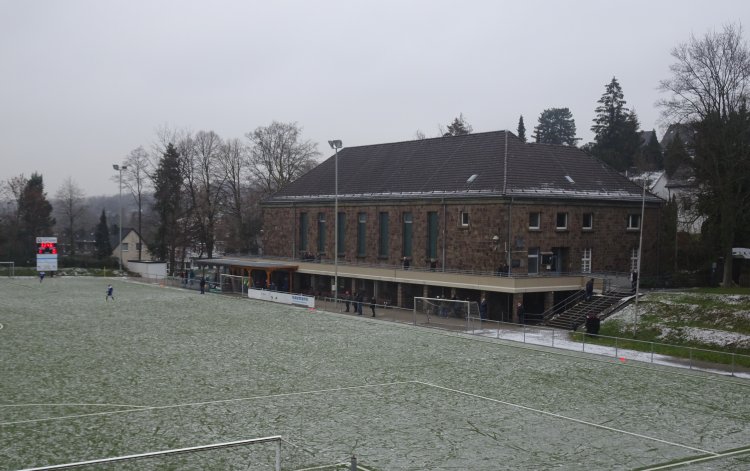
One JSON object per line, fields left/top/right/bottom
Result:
{"left": 427, "top": 211, "right": 438, "bottom": 260}
{"left": 317, "top": 212, "right": 326, "bottom": 254}
{"left": 357, "top": 212, "right": 367, "bottom": 257}
{"left": 529, "top": 212, "right": 541, "bottom": 230}
{"left": 299, "top": 213, "right": 309, "bottom": 252}
{"left": 556, "top": 212, "right": 568, "bottom": 230}
{"left": 581, "top": 248, "right": 592, "bottom": 273}
{"left": 337, "top": 212, "right": 346, "bottom": 256}
{"left": 631, "top": 248, "right": 639, "bottom": 273}
{"left": 582, "top": 212, "right": 593, "bottom": 230}
{"left": 378, "top": 212, "right": 389, "bottom": 258}
{"left": 460, "top": 211, "right": 470, "bottom": 227}
{"left": 402, "top": 212, "right": 413, "bottom": 257}
{"left": 528, "top": 248, "right": 540, "bottom": 274}
{"left": 627, "top": 214, "right": 641, "bottom": 230}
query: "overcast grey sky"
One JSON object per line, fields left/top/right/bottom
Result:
{"left": 1, "top": 0, "right": 748, "bottom": 197}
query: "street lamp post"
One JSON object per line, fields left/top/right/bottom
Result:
{"left": 113, "top": 164, "right": 128, "bottom": 273}
{"left": 633, "top": 176, "right": 646, "bottom": 336}
{"left": 328, "top": 140, "right": 342, "bottom": 307}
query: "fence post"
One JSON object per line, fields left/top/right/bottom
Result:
{"left": 650, "top": 342, "right": 654, "bottom": 364}
{"left": 551, "top": 329, "right": 555, "bottom": 348}
{"left": 615, "top": 337, "right": 618, "bottom": 359}
{"left": 689, "top": 348, "right": 693, "bottom": 370}
{"left": 582, "top": 332, "right": 586, "bottom": 353}
{"left": 350, "top": 455, "right": 358, "bottom": 471}
{"left": 275, "top": 441, "right": 281, "bottom": 471}
{"left": 732, "top": 353, "right": 736, "bottom": 377}
{"left": 523, "top": 324, "right": 526, "bottom": 344}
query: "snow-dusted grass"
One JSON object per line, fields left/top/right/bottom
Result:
{"left": 604, "top": 292, "right": 750, "bottom": 352}
{"left": 2, "top": 278, "right": 750, "bottom": 470}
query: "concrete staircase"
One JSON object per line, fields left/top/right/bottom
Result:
{"left": 544, "top": 290, "right": 631, "bottom": 330}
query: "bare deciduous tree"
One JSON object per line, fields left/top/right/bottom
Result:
{"left": 246, "top": 121, "right": 319, "bottom": 195}
{"left": 658, "top": 23, "right": 750, "bottom": 122}
{"left": 658, "top": 22, "right": 750, "bottom": 287}
{"left": 55, "top": 177, "right": 87, "bottom": 255}
{"left": 122, "top": 146, "right": 152, "bottom": 260}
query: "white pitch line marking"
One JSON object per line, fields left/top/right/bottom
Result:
{"left": 639, "top": 445, "right": 750, "bottom": 470}
{"left": 414, "top": 380, "right": 717, "bottom": 456}
{"left": 0, "top": 403, "right": 148, "bottom": 409}
{"left": 0, "top": 381, "right": 416, "bottom": 427}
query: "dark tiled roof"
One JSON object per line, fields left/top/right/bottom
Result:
{"left": 267, "top": 131, "right": 659, "bottom": 204}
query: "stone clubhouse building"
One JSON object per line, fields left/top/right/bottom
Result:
{"left": 256, "top": 130, "right": 663, "bottom": 321}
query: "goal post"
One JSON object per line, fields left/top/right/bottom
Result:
{"left": 413, "top": 296, "right": 479, "bottom": 330}
{"left": 0, "top": 261, "right": 15, "bottom": 278}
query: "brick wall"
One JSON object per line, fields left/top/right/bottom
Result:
{"left": 262, "top": 197, "right": 661, "bottom": 275}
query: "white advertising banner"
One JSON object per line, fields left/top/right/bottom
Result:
{"left": 248, "top": 289, "right": 315, "bottom": 308}
{"left": 732, "top": 247, "right": 750, "bottom": 259}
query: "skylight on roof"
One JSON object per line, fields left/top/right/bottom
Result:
{"left": 565, "top": 175, "right": 575, "bottom": 183}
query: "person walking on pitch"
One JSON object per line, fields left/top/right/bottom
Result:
{"left": 106, "top": 284, "right": 115, "bottom": 301}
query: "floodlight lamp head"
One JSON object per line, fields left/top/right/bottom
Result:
{"left": 328, "top": 140, "right": 342, "bottom": 149}
{"left": 112, "top": 164, "right": 119, "bottom": 171}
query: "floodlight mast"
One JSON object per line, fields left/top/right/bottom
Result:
{"left": 113, "top": 164, "right": 128, "bottom": 273}
{"left": 328, "top": 140, "right": 342, "bottom": 307}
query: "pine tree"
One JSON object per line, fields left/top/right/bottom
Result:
{"left": 663, "top": 131, "right": 689, "bottom": 176}
{"left": 152, "top": 143, "right": 184, "bottom": 270}
{"left": 443, "top": 113, "right": 473, "bottom": 137}
{"left": 517, "top": 115, "right": 526, "bottom": 142}
{"left": 590, "top": 77, "right": 641, "bottom": 171}
{"left": 532, "top": 108, "right": 578, "bottom": 146}
{"left": 94, "top": 209, "right": 112, "bottom": 259}
{"left": 18, "top": 173, "right": 54, "bottom": 262}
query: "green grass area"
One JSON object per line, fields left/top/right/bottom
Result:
{"left": 2, "top": 278, "right": 750, "bottom": 470}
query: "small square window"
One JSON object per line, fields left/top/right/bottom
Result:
{"left": 529, "top": 212, "right": 541, "bottom": 230}
{"left": 121, "top": 242, "right": 129, "bottom": 251}
{"left": 556, "top": 212, "right": 568, "bottom": 230}
{"left": 627, "top": 214, "right": 641, "bottom": 230}
{"left": 582, "top": 213, "right": 593, "bottom": 230}
{"left": 460, "top": 211, "right": 470, "bottom": 227}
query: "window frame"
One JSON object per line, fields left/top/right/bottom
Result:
{"left": 627, "top": 214, "right": 641, "bottom": 230}
{"left": 460, "top": 211, "right": 470, "bottom": 227}
{"left": 528, "top": 247, "right": 540, "bottom": 274}
{"left": 529, "top": 212, "right": 541, "bottom": 230}
{"left": 582, "top": 212, "right": 593, "bottom": 231}
{"left": 356, "top": 212, "right": 367, "bottom": 257}
{"left": 581, "top": 247, "right": 592, "bottom": 273}
{"left": 556, "top": 212, "right": 568, "bottom": 230}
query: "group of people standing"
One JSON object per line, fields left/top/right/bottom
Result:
{"left": 343, "top": 291, "right": 376, "bottom": 317}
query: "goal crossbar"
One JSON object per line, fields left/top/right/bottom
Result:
{"left": 17, "top": 436, "right": 283, "bottom": 471}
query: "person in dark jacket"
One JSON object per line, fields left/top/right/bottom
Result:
{"left": 370, "top": 296, "right": 376, "bottom": 317}
{"left": 199, "top": 277, "right": 206, "bottom": 294}
{"left": 479, "top": 297, "right": 488, "bottom": 319}
{"left": 344, "top": 291, "right": 351, "bottom": 312}
{"left": 585, "top": 278, "right": 594, "bottom": 301}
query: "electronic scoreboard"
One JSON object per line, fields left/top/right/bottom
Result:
{"left": 36, "top": 237, "right": 58, "bottom": 271}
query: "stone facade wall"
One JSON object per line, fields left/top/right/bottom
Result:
{"left": 262, "top": 198, "right": 661, "bottom": 275}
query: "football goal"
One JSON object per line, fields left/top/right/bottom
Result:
{"left": 413, "top": 296, "right": 479, "bottom": 330}
{"left": 0, "top": 261, "right": 14, "bottom": 278}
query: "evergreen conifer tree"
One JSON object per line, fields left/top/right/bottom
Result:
{"left": 517, "top": 115, "right": 526, "bottom": 142}
{"left": 532, "top": 108, "right": 578, "bottom": 146}
{"left": 94, "top": 209, "right": 112, "bottom": 259}
{"left": 590, "top": 77, "right": 641, "bottom": 171}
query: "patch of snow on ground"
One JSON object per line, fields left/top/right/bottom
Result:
{"left": 659, "top": 326, "right": 750, "bottom": 349}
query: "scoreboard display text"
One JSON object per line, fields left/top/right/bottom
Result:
{"left": 36, "top": 237, "right": 58, "bottom": 271}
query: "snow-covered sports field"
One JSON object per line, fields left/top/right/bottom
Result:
{"left": 1, "top": 277, "right": 749, "bottom": 470}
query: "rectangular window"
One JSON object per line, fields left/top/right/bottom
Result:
{"left": 427, "top": 211, "right": 438, "bottom": 260}
{"left": 582, "top": 213, "right": 593, "bottom": 230}
{"left": 631, "top": 248, "right": 640, "bottom": 273}
{"left": 628, "top": 214, "right": 641, "bottom": 230}
{"left": 581, "top": 248, "right": 592, "bottom": 273}
{"left": 337, "top": 212, "right": 346, "bottom": 256}
{"left": 460, "top": 211, "right": 469, "bottom": 227}
{"left": 299, "top": 213, "right": 309, "bottom": 252}
{"left": 317, "top": 212, "right": 326, "bottom": 254}
{"left": 402, "top": 212, "right": 413, "bottom": 257}
{"left": 528, "top": 247, "right": 539, "bottom": 274}
{"left": 357, "top": 212, "right": 367, "bottom": 257}
{"left": 378, "top": 212, "right": 389, "bottom": 258}
{"left": 529, "top": 212, "right": 541, "bottom": 230}
{"left": 556, "top": 212, "right": 568, "bottom": 230}
{"left": 121, "top": 242, "right": 129, "bottom": 251}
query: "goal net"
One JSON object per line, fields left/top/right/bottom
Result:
{"left": 0, "top": 262, "right": 14, "bottom": 278}
{"left": 413, "top": 296, "right": 479, "bottom": 330}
